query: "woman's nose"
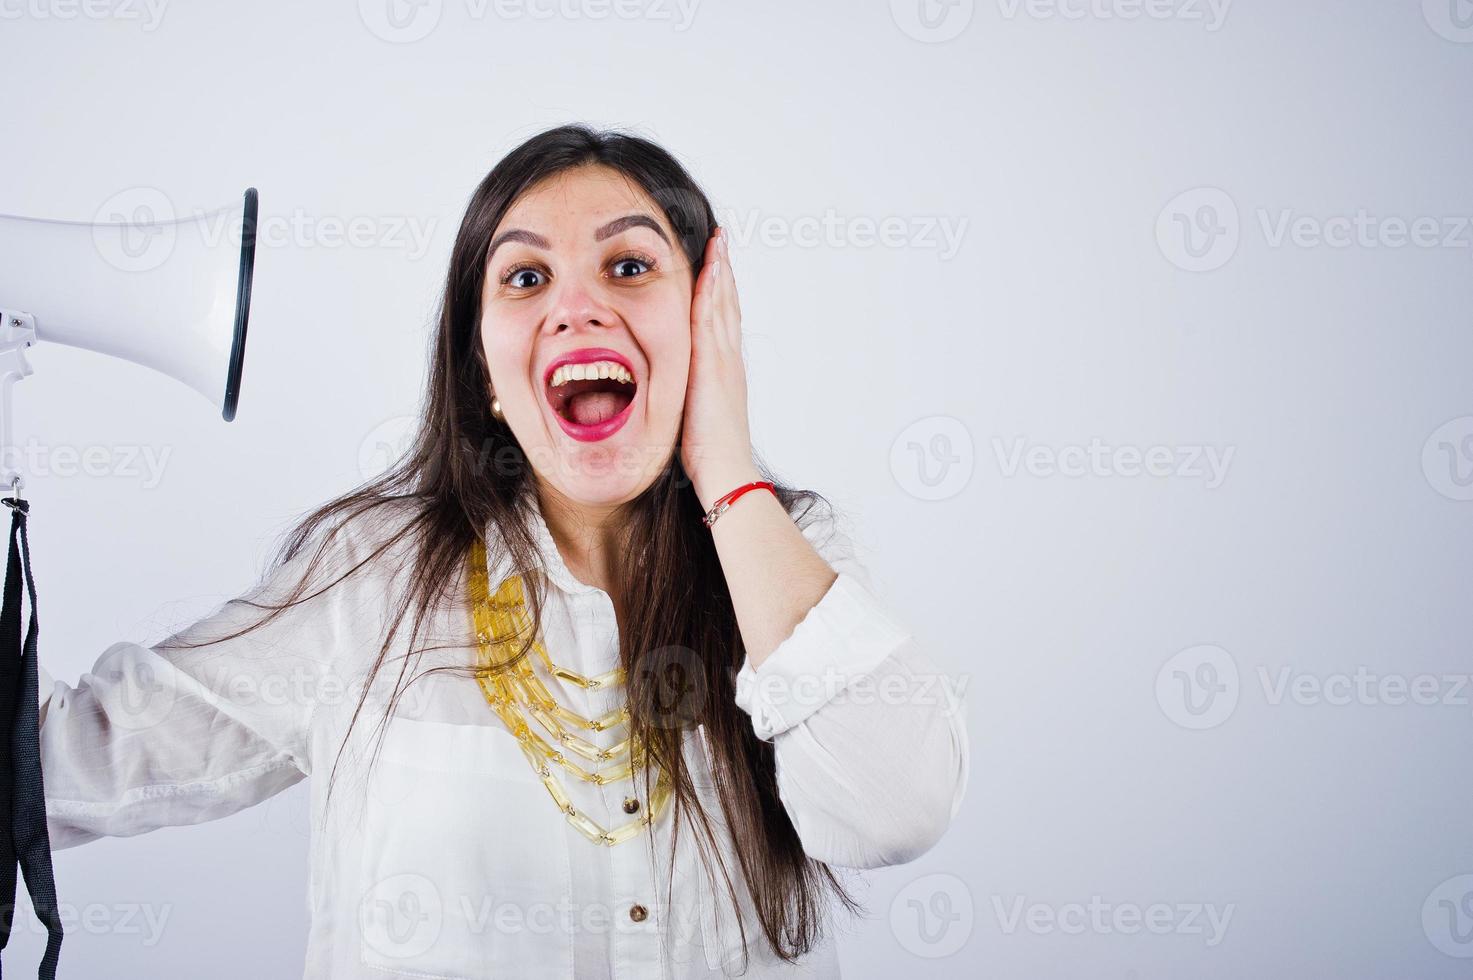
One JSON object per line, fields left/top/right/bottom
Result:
{"left": 544, "top": 278, "right": 616, "bottom": 335}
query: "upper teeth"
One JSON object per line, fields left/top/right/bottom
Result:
{"left": 550, "top": 361, "right": 634, "bottom": 387}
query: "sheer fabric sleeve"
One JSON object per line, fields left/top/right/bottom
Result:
{"left": 732, "top": 500, "right": 970, "bottom": 870}
{"left": 36, "top": 520, "right": 380, "bottom": 850}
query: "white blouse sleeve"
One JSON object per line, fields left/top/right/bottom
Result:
{"left": 732, "top": 502, "right": 970, "bottom": 870}
{"left": 35, "top": 524, "right": 367, "bottom": 850}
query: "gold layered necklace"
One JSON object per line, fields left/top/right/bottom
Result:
{"left": 467, "top": 537, "right": 671, "bottom": 846}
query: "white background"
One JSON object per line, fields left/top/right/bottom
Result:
{"left": 4, "top": 0, "right": 1473, "bottom": 977}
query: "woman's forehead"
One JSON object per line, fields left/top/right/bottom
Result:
{"left": 499, "top": 165, "right": 669, "bottom": 239}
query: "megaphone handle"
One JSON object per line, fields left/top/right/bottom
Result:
{"left": 0, "top": 485, "right": 63, "bottom": 976}
{"left": 0, "top": 310, "right": 36, "bottom": 498}
{"left": 0, "top": 375, "right": 21, "bottom": 502}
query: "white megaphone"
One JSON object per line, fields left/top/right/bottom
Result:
{"left": 0, "top": 186, "right": 258, "bottom": 494}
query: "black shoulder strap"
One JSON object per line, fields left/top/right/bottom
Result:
{"left": 0, "top": 496, "right": 62, "bottom": 977}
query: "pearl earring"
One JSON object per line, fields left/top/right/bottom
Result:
{"left": 491, "top": 392, "right": 504, "bottom": 420}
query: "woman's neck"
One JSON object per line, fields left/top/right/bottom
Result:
{"left": 535, "top": 484, "right": 625, "bottom": 597}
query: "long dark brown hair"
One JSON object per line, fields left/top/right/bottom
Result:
{"left": 161, "top": 123, "right": 858, "bottom": 966}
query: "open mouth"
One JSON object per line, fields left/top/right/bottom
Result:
{"left": 543, "top": 353, "right": 638, "bottom": 442}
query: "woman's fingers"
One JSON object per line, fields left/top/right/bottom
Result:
{"left": 696, "top": 230, "right": 730, "bottom": 355}
{"left": 705, "top": 228, "right": 741, "bottom": 352}
{"left": 717, "top": 230, "right": 742, "bottom": 346}
{"left": 692, "top": 231, "right": 721, "bottom": 334}
{"left": 690, "top": 226, "right": 745, "bottom": 356}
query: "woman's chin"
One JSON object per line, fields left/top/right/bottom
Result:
{"left": 546, "top": 470, "right": 655, "bottom": 509}
{"left": 531, "top": 398, "right": 672, "bottom": 500}
{"left": 536, "top": 432, "right": 675, "bottom": 509}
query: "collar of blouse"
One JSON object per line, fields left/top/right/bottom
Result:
{"left": 505, "top": 495, "right": 605, "bottom": 600}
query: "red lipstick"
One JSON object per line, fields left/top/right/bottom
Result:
{"left": 542, "top": 347, "right": 638, "bottom": 443}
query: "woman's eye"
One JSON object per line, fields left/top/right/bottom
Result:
{"left": 612, "top": 257, "right": 651, "bottom": 278}
{"left": 505, "top": 267, "right": 545, "bottom": 289}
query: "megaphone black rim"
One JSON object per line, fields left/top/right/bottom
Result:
{"left": 222, "top": 187, "right": 257, "bottom": 422}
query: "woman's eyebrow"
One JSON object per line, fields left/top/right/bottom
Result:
{"left": 595, "top": 213, "right": 671, "bottom": 246}
{"left": 487, "top": 214, "right": 671, "bottom": 265}
{"left": 487, "top": 228, "right": 550, "bottom": 264}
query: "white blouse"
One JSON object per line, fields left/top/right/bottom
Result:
{"left": 37, "top": 495, "right": 969, "bottom": 978}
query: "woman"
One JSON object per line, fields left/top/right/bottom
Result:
{"left": 36, "top": 125, "right": 968, "bottom": 978}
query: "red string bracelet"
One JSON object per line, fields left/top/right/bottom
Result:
{"left": 701, "top": 480, "right": 776, "bottom": 528}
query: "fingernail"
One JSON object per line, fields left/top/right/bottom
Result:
{"left": 710, "top": 256, "right": 721, "bottom": 276}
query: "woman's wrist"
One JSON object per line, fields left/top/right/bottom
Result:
{"left": 692, "top": 462, "right": 765, "bottom": 513}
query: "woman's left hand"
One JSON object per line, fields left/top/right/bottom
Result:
{"left": 681, "top": 227, "right": 761, "bottom": 510}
